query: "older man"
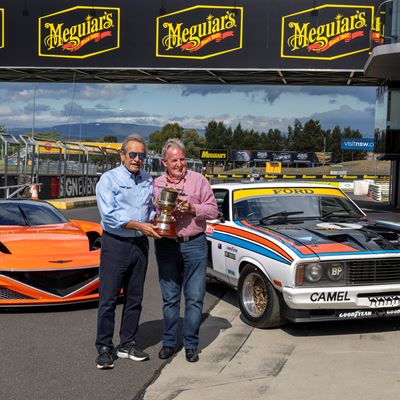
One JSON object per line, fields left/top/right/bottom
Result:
{"left": 154, "top": 138, "right": 218, "bottom": 362}
{"left": 95, "top": 134, "right": 160, "bottom": 369}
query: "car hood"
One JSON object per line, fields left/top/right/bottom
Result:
{"left": 0, "top": 223, "right": 90, "bottom": 255}
{"left": 247, "top": 219, "right": 400, "bottom": 256}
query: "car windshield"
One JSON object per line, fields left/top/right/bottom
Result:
{"left": 0, "top": 201, "right": 68, "bottom": 226}
{"left": 232, "top": 190, "right": 363, "bottom": 223}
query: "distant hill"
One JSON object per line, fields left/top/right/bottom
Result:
{"left": 7, "top": 123, "right": 162, "bottom": 141}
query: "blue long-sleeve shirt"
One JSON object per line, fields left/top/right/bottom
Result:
{"left": 96, "top": 164, "right": 155, "bottom": 238}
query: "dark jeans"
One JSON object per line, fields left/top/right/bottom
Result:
{"left": 95, "top": 232, "right": 149, "bottom": 352}
{"left": 155, "top": 234, "right": 207, "bottom": 350}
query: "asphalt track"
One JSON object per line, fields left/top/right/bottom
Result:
{"left": 0, "top": 206, "right": 227, "bottom": 400}
{"left": 2, "top": 196, "right": 400, "bottom": 400}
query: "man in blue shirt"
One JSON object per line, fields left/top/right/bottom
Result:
{"left": 95, "top": 134, "right": 160, "bottom": 369}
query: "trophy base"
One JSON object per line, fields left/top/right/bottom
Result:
{"left": 156, "top": 221, "right": 177, "bottom": 238}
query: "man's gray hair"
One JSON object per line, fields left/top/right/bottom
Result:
{"left": 161, "top": 138, "right": 186, "bottom": 159}
{"left": 121, "top": 134, "right": 147, "bottom": 153}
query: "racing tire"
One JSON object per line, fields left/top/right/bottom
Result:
{"left": 238, "top": 264, "right": 286, "bottom": 328}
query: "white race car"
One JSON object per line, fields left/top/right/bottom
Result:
{"left": 206, "top": 182, "right": 400, "bottom": 327}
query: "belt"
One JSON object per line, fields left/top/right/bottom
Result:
{"left": 175, "top": 232, "right": 204, "bottom": 243}
{"left": 104, "top": 231, "right": 146, "bottom": 243}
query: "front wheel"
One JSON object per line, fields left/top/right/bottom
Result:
{"left": 238, "top": 264, "right": 286, "bottom": 328}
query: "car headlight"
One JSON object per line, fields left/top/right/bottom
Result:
{"left": 296, "top": 261, "right": 347, "bottom": 287}
{"left": 304, "top": 263, "right": 323, "bottom": 282}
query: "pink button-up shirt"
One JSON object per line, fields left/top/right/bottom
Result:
{"left": 154, "top": 170, "right": 218, "bottom": 237}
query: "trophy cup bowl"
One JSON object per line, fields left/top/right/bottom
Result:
{"left": 156, "top": 188, "right": 178, "bottom": 237}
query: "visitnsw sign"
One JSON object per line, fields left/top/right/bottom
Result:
{"left": 340, "top": 138, "right": 374, "bottom": 151}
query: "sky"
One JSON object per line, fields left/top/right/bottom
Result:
{"left": 0, "top": 83, "right": 377, "bottom": 137}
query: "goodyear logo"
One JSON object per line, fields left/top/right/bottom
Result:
{"left": 0, "top": 8, "right": 4, "bottom": 49}
{"left": 156, "top": 5, "right": 243, "bottom": 59}
{"left": 39, "top": 6, "right": 120, "bottom": 59}
{"left": 281, "top": 4, "right": 375, "bottom": 60}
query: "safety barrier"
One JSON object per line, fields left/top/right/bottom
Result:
{"left": 205, "top": 174, "right": 390, "bottom": 180}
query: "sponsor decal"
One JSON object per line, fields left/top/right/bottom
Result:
{"left": 310, "top": 291, "right": 350, "bottom": 302}
{"left": 227, "top": 269, "right": 236, "bottom": 276}
{"left": 273, "top": 188, "right": 317, "bottom": 195}
{"left": 156, "top": 5, "right": 243, "bottom": 59}
{"left": 39, "top": 6, "right": 120, "bottom": 59}
{"left": 224, "top": 251, "right": 236, "bottom": 260}
{"left": 338, "top": 308, "right": 400, "bottom": 319}
{"left": 0, "top": 8, "right": 4, "bottom": 49}
{"left": 226, "top": 246, "right": 238, "bottom": 253}
{"left": 281, "top": 4, "right": 377, "bottom": 60}
{"left": 316, "top": 222, "right": 363, "bottom": 230}
{"left": 338, "top": 310, "right": 372, "bottom": 318}
{"left": 385, "top": 308, "right": 400, "bottom": 316}
{"left": 233, "top": 187, "right": 346, "bottom": 202}
{"left": 200, "top": 150, "right": 228, "bottom": 160}
{"left": 205, "top": 224, "right": 215, "bottom": 235}
{"left": 368, "top": 295, "right": 400, "bottom": 308}
{"left": 59, "top": 176, "right": 99, "bottom": 197}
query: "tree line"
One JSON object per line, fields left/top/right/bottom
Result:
{"left": 148, "top": 119, "right": 367, "bottom": 162}
{"left": 3, "top": 119, "right": 366, "bottom": 162}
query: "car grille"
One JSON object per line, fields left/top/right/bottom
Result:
{"left": 0, "top": 288, "right": 34, "bottom": 300}
{"left": 1, "top": 267, "right": 98, "bottom": 297}
{"left": 348, "top": 259, "right": 400, "bottom": 285}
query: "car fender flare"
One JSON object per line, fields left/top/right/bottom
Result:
{"left": 238, "top": 256, "right": 274, "bottom": 286}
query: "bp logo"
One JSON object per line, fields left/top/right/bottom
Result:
{"left": 0, "top": 8, "right": 4, "bottom": 49}
{"left": 156, "top": 5, "right": 243, "bottom": 59}
{"left": 281, "top": 4, "right": 375, "bottom": 60}
{"left": 39, "top": 6, "right": 120, "bottom": 59}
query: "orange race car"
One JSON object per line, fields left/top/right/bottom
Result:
{"left": 0, "top": 199, "right": 102, "bottom": 306}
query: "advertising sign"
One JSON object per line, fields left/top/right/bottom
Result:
{"left": 281, "top": 4, "right": 375, "bottom": 61}
{"left": 39, "top": 6, "right": 120, "bottom": 59}
{"left": 340, "top": 138, "right": 374, "bottom": 150}
{"left": 230, "top": 150, "right": 319, "bottom": 164}
{"left": 200, "top": 149, "right": 228, "bottom": 161}
{"left": 156, "top": 5, "right": 243, "bottom": 59}
{"left": 0, "top": 0, "right": 380, "bottom": 70}
{"left": 0, "top": 8, "right": 3, "bottom": 49}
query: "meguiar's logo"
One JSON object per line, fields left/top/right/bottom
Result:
{"left": 156, "top": 5, "right": 243, "bottom": 59}
{"left": 281, "top": 4, "right": 376, "bottom": 60}
{"left": 0, "top": 9, "right": 4, "bottom": 49}
{"left": 39, "top": 6, "right": 120, "bottom": 59}
{"left": 200, "top": 150, "right": 228, "bottom": 160}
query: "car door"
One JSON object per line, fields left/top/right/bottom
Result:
{"left": 207, "top": 189, "right": 231, "bottom": 284}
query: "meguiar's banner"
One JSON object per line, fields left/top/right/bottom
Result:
{"left": 0, "top": 0, "right": 381, "bottom": 70}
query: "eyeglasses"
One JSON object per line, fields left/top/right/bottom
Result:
{"left": 128, "top": 151, "right": 146, "bottom": 160}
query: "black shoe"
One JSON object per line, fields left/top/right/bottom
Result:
{"left": 185, "top": 348, "right": 199, "bottom": 363}
{"left": 117, "top": 342, "right": 149, "bottom": 361}
{"left": 96, "top": 346, "right": 116, "bottom": 369}
{"left": 158, "top": 346, "right": 175, "bottom": 360}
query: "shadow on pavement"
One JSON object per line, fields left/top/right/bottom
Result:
{"left": 282, "top": 316, "right": 400, "bottom": 337}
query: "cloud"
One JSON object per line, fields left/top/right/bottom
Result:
{"left": 179, "top": 84, "right": 376, "bottom": 105}
{"left": 305, "top": 105, "right": 375, "bottom": 137}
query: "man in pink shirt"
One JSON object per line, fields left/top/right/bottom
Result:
{"left": 154, "top": 138, "right": 218, "bottom": 363}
